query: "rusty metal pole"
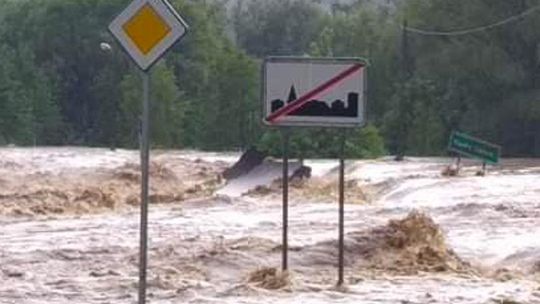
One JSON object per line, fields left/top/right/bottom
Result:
{"left": 281, "top": 128, "right": 290, "bottom": 271}
{"left": 337, "top": 130, "right": 346, "bottom": 286}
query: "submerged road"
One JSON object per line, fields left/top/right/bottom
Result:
{"left": 0, "top": 150, "right": 539, "bottom": 303}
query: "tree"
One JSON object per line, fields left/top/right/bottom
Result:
{"left": 118, "top": 63, "right": 185, "bottom": 148}
{"left": 383, "top": 78, "right": 445, "bottom": 156}
{"left": 0, "top": 43, "right": 63, "bottom": 145}
{"left": 4, "top": 0, "right": 540, "bottom": 157}
{"left": 197, "top": 49, "right": 260, "bottom": 150}
{"left": 168, "top": 0, "right": 261, "bottom": 150}
{"left": 399, "top": 0, "right": 540, "bottom": 156}
{"left": 257, "top": 126, "right": 386, "bottom": 159}
{"left": 233, "top": 0, "right": 326, "bottom": 57}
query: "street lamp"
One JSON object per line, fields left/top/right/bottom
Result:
{"left": 99, "top": 41, "right": 118, "bottom": 151}
{"left": 100, "top": 42, "right": 112, "bottom": 52}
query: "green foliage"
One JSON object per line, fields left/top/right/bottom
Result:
{"left": 308, "top": 4, "right": 400, "bottom": 119}
{"left": 0, "top": 0, "right": 260, "bottom": 151}
{"left": 233, "top": 0, "right": 325, "bottom": 56}
{"left": 383, "top": 78, "right": 445, "bottom": 156}
{"left": 195, "top": 49, "right": 260, "bottom": 150}
{"left": 119, "top": 64, "right": 185, "bottom": 148}
{"left": 0, "top": 42, "right": 63, "bottom": 145}
{"left": 349, "top": 125, "right": 386, "bottom": 158}
{"left": 257, "top": 125, "right": 385, "bottom": 159}
{"left": 167, "top": 0, "right": 260, "bottom": 150}
{"left": 2, "top": 0, "right": 540, "bottom": 157}
{"left": 399, "top": 0, "right": 540, "bottom": 156}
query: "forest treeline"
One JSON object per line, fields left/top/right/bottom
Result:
{"left": 1, "top": 0, "right": 540, "bottom": 157}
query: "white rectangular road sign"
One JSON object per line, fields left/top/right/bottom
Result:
{"left": 263, "top": 57, "right": 367, "bottom": 128}
{"left": 108, "top": 0, "right": 188, "bottom": 71}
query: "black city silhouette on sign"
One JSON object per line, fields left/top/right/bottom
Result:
{"left": 271, "top": 85, "right": 359, "bottom": 117}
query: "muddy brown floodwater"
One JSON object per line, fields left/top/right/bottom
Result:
{"left": 0, "top": 148, "right": 539, "bottom": 304}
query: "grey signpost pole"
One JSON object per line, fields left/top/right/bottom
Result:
{"left": 281, "top": 129, "right": 290, "bottom": 271}
{"left": 263, "top": 57, "right": 366, "bottom": 279}
{"left": 138, "top": 71, "right": 151, "bottom": 304}
{"left": 337, "top": 130, "right": 346, "bottom": 286}
{"left": 108, "top": 1, "right": 188, "bottom": 303}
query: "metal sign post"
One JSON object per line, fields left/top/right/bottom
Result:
{"left": 108, "top": 1, "right": 188, "bottom": 303}
{"left": 138, "top": 71, "right": 151, "bottom": 303}
{"left": 281, "top": 129, "right": 290, "bottom": 271}
{"left": 337, "top": 130, "right": 346, "bottom": 286}
{"left": 262, "top": 57, "right": 368, "bottom": 286}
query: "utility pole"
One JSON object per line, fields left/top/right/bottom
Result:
{"left": 401, "top": 19, "right": 413, "bottom": 79}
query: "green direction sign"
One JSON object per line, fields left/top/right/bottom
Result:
{"left": 448, "top": 131, "right": 501, "bottom": 164}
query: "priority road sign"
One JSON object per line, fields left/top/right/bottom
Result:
{"left": 109, "top": 0, "right": 188, "bottom": 71}
{"left": 263, "top": 57, "right": 367, "bottom": 128}
{"left": 108, "top": 1, "right": 188, "bottom": 304}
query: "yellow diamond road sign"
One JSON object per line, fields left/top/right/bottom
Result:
{"left": 109, "top": 0, "right": 188, "bottom": 71}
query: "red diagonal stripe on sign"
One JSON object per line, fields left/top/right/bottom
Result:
{"left": 266, "top": 63, "right": 364, "bottom": 123}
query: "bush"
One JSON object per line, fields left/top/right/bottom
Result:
{"left": 257, "top": 124, "right": 386, "bottom": 159}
